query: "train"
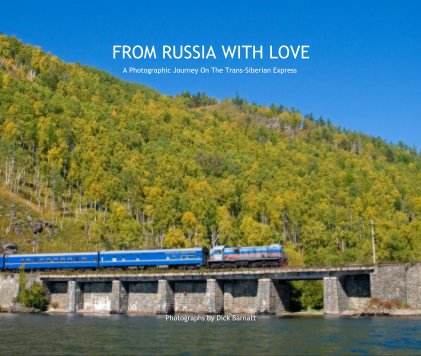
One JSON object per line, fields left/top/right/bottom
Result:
{"left": 0, "top": 244, "right": 287, "bottom": 271}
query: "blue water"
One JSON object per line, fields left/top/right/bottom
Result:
{"left": 0, "top": 314, "right": 420, "bottom": 355}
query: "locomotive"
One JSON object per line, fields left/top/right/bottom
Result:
{"left": 0, "top": 244, "right": 287, "bottom": 271}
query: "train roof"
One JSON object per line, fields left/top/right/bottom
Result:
{"left": 9, "top": 252, "right": 98, "bottom": 258}
{"left": 100, "top": 248, "right": 203, "bottom": 254}
{"left": 212, "top": 244, "right": 283, "bottom": 250}
{"left": 6, "top": 248, "right": 205, "bottom": 258}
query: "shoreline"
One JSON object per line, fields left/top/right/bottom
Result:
{"left": 342, "top": 309, "right": 421, "bottom": 317}
{"left": 2, "top": 307, "right": 421, "bottom": 318}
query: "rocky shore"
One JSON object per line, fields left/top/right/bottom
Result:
{"left": 343, "top": 309, "right": 421, "bottom": 317}
{"left": 342, "top": 298, "right": 421, "bottom": 317}
{"left": 0, "top": 303, "right": 41, "bottom": 313}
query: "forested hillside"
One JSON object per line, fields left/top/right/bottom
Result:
{"left": 0, "top": 34, "right": 420, "bottom": 265}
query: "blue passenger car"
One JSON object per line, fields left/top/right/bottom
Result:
{"left": 4, "top": 252, "right": 99, "bottom": 270}
{"left": 99, "top": 248, "right": 205, "bottom": 268}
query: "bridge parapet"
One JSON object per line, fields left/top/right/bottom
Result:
{"left": 40, "top": 266, "right": 375, "bottom": 283}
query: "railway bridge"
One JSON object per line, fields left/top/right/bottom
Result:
{"left": 1, "top": 263, "right": 420, "bottom": 315}
{"left": 28, "top": 263, "right": 418, "bottom": 315}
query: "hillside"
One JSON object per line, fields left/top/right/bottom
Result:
{"left": 0, "top": 34, "right": 420, "bottom": 266}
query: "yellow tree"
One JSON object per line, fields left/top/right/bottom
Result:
{"left": 181, "top": 211, "right": 203, "bottom": 246}
{"left": 163, "top": 227, "right": 191, "bottom": 248}
{"left": 216, "top": 205, "right": 237, "bottom": 245}
{"left": 240, "top": 215, "right": 273, "bottom": 246}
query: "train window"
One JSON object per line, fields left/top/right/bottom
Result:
{"left": 68, "top": 258, "right": 72, "bottom": 262}
{"left": 40, "top": 258, "right": 44, "bottom": 262}
{"left": 26, "top": 259, "right": 30, "bottom": 262}
{"left": 172, "top": 256, "right": 176, "bottom": 259}
{"left": 54, "top": 258, "right": 58, "bottom": 262}
{"left": 75, "top": 258, "right": 79, "bottom": 262}
{"left": 47, "top": 258, "right": 51, "bottom": 262}
{"left": 182, "top": 255, "right": 186, "bottom": 259}
{"left": 60, "top": 258, "right": 65, "bottom": 262}
{"left": 20, "top": 259, "right": 24, "bottom": 263}
{"left": 112, "top": 257, "right": 117, "bottom": 262}
{"left": 82, "top": 257, "right": 87, "bottom": 262}
{"left": 188, "top": 254, "right": 194, "bottom": 259}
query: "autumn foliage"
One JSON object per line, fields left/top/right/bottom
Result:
{"left": 0, "top": 35, "right": 420, "bottom": 266}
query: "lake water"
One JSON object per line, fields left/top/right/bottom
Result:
{"left": 0, "top": 314, "right": 420, "bottom": 355}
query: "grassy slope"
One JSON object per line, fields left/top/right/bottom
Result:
{"left": 0, "top": 189, "right": 100, "bottom": 253}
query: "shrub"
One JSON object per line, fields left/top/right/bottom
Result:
{"left": 16, "top": 271, "right": 49, "bottom": 311}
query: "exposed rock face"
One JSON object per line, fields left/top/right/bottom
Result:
{"left": 0, "top": 240, "right": 17, "bottom": 254}
{"left": 0, "top": 218, "right": 55, "bottom": 254}
{"left": 29, "top": 220, "right": 53, "bottom": 235}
